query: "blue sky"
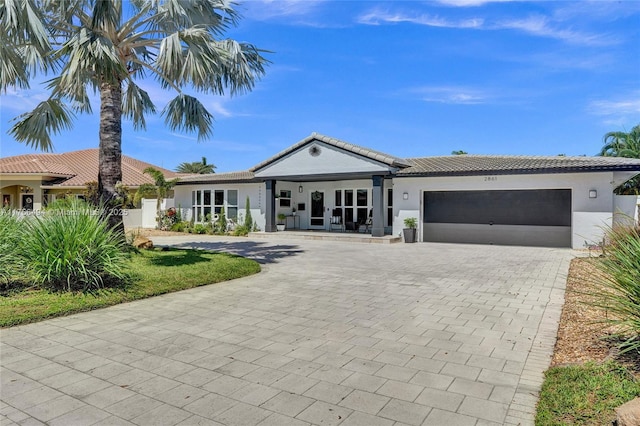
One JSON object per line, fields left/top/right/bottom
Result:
{"left": 1, "top": 0, "right": 639, "bottom": 172}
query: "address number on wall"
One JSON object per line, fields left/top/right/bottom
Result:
{"left": 484, "top": 176, "right": 498, "bottom": 181}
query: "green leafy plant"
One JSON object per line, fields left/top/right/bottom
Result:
{"left": 232, "top": 225, "right": 250, "bottom": 236}
{"left": 193, "top": 224, "right": 207, "bottom": 234}
{"left": 0, "top": 209, "right": 24, "bottom": 285}
{"left": 404, "top": 217, "right": 418, "bottom": 229}
{"left": 244, "top": 196, "right": 253, "bottom": 229}
{"left": 19, "top": 201, "right": 129, "bottom": 291}
{"left": 277, "top": 213, "right": 287, "bottom": 224}
{"left": 216, "top": 206, "right": 227, "bottom": 234}
{"left": 591, "top": 226, "right": 640, "bottom": 353}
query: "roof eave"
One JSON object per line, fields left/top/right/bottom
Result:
{"left": 397, "top": 166, "right": 640, "bottom": 177}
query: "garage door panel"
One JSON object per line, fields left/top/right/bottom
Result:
{"left": 423, "top": 189, "right": 572, "bottom": 247}
{"left": 424, "top": 189, "right": 571, "bottom": 226}
{"left": 423, "top": 223, "right": 571, "bottom": 247}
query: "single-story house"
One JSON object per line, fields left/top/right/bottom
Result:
{"left": 0, "top": 149, "right": 182, "bottom": 211}
{"left": 175, "top": 133, "right": 640, "bottom": 248}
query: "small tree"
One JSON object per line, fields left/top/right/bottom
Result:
{"left": 216, "top": 206, "right": 227, "bottom": 234}
{"left": 244, "top": 196, "right": 252, "bottom": 229}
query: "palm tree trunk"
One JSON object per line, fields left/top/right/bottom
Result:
{"left": 98, "top": 81, "right": 124, "bottom": 233}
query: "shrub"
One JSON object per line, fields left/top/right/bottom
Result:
{"left": 20, "top": 202, "right": 129, "bottom": 291}
{"left": 170, "top": 221, "right": 187, "bottom": 232}
{"left": 193, "top": 223, "right": 207, "bottom": 234}
{"left": 0, "top": 209, "right": 24, "bottom": 284}
{"left": 592, "top": 226, "right": 640, "bottom": 353}
{"left": 233, "top": 224, "right": 250, "bottom": 236}
{"left": 244, "top": 196, "right": 252, "bottom": 229}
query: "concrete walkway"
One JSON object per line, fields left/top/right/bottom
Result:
{"left": 1, "top": 236, "right": 572, "bottom": 426}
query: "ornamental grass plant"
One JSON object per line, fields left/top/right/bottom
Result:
{"left": 20, "top": 200, "right": 129, "bottom": 291}
{"left": 0, "top": 209, "right": 24, "bottom": 284}
{"left": 592, "top": 225, "right": 640, "bottom": 353}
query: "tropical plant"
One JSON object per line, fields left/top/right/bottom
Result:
{"left": 176, "top": 156, "right": 216, "bottom": 174}
{"left": 403, "top": 217, "right": 418, "bottom": 229}
{"left": 0, "top": 209, "right": 24, "bottom": 284}
{"left": 591, "top": 226, "right": 640, "bottom": 353}
{"left": 19, "top": 199, "right": 129, "bottom": 291}
{"left": 599, "top": 124, "right": 640, "bottom": 194}
{"left": 2, "top": 0, "right": 269, "bottom": 232}
{"left": 134, "top": 167, "right": 179, "bottom": 212}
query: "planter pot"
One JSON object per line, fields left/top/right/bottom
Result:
{"left": 276, "top": 224, "right": 286, "bottom": 231}
{"left": 403, "top": 228, "right": 417, "bottom": 243}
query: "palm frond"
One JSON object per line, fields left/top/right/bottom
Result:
{"left": 122, "top": 80, "right": 156, "bottom": 129}
{"left": 90, "top": 0, "right": 122, "bottom": 34}
{"left": 9, "top": 98, "right": 75, "bottom": 151}
{"left": 162, "top": 94, "right": 213, "bottom": 141}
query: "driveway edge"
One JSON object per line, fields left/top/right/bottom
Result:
{"left": 504, "top": 254, "right": 572, "bottom": 425}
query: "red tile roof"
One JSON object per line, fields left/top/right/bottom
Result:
{"left": 0, "top": 149, "right": 183, "bottom": 187}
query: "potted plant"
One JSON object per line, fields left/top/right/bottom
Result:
{"left": 403, "top": 217, "right": 417, "bottom": 243}
{"left": 277, "top": 213, "right": 287, "bottom": 231}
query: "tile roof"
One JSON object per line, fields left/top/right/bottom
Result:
{"left": 399, "top": 155, "right": 640, "bottom": 176}
{"left": 0, "top": 149, "right": 183, "bottom": 187}
{"left": 249, "top": 132, "right": 412, "bottom": 172}
{"left": 176, "top": 171, "right": 257, "bottom": 185}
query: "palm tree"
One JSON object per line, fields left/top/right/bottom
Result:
{"left": 1, "top": 0, "right": 268, "bottom": 231}
{"left": 599, "top": 124, "right": 640, "bottom": 194}
{"left": 134, "top": 167, "right": 179, "bottom": 212}
{"left": 176, "top": 156, "right": 216, "bottom": 174}
{"left": 600, "top": 124, "right": 640, "bottom": 158}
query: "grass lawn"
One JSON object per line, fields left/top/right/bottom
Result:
{"left": 535, "top": 361, "right": 640, "bottom": 425}
{"left": 0, "top": 248, "right": 260, "bottom": 327}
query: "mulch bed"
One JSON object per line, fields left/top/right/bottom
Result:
{"left": 552, "top": 256, "right": 639, "bottom": 374}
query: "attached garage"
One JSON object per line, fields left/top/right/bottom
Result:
{"left": 423, "top": 189, "right": 572, "bottom": 247}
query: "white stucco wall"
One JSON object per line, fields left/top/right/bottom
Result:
{"left": 255, "top": 142, "right": 392, "bottom": 178}
{"left": 392, "top": 172, "right": 617, "bottom": 248}
{"left": 174, "top": 183, "right": 265, "bottom": 230}
{"left": 613, "top": 195, "right": 640, "bottom": 228}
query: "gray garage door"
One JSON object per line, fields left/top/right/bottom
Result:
{"left": 423, "top": 189, "right": 572, "bottom": 247}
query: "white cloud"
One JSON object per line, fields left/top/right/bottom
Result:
{"left": 357, "top": 7, "right": 616, "bottom": 46}
{"left": 588, "top": 94, "right": 640, "bottom": 117}
{"left": 242, "top": 0, "right": 327, "bottom": 21}
{"left": 357, "top": 8, "right": 483, "bottom": 29}
{"left": 494, "top": 15, "right": 616, "bottom": 46}
{"left": 410, "top": 86, "right": 490, "bottom": 105}
{"left": 435, "top": 0, "right": 512, "bottom": 7}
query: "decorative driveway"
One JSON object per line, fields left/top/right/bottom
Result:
{"left": 1, "top": 236, "right": 572, "bottom": 426}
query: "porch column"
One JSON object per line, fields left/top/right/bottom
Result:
{"left": 371, "top": 175, "right": 384, "bottom": 237}
{"left": 265, "top": 179, "right": 277, "bottom": 232}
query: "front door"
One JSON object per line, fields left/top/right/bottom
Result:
{"left": 309, "top": 190, "right": 325, "bottom": 229}
{"left": 21, "top": 194, "right": 34, "bottom": 211}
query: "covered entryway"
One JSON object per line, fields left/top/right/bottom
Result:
{"left": 423, "top": 189, "right": 572, "bottom": 247}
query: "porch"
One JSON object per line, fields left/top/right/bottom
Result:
{"left": 249, "top": 229, "right": 402, "bottom": 244}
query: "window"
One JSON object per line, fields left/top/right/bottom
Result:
{"left": 334, "top": 188, "right": 371, "bottom": 226}
{"left": 227, "top": 190, "right": 238, "bottom": 220}
{"left": 192, "top": 189, "right": 238, "bottom": 222}
{"left": 279, "top": 190, "right": 291, "bottom": 208}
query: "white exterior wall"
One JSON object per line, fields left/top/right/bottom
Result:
{"left": 174, "top": 183, "right": 265, "bottom": 230}
{"left": 255, "top": 142, "right": 391, "bottom": 178}
{"left": 392, "top": 172, "right": 617, "bottom": 249}
{"left": 613, "top": 195, "right": 640, "bottom": 228}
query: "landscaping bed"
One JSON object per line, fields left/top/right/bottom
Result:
{"left": 536, "top": 256, "right": 640, "bottom": 425}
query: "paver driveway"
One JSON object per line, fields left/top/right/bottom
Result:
{"left": 1, "top": 236, "right": 572, "bottom": 426}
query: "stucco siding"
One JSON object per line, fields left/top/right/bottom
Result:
{"left": 392, "top": 172, "right": 617, "bottom": 248}
{"left": 255, "top": 142, "right": 391, "bottom": 178}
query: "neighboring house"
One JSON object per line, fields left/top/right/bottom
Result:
{"left": 0, "top": 149, "right": 182, "bottom": 211}
{"left": 175, "top": 133, "right": 640, "bottom": 248}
